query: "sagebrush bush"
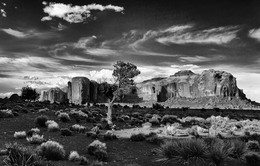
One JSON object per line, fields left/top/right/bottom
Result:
{"left": 35, "top": 115, "right": 48, "bottom": 127}
{"left": 87, "top": 140, "right": 107, "bottom": 155}
{"left": 14, "top": 131, "right": 27, "bottom": 139}
{"left": 94, "top": 149, "right": 108, "bottom": 161}
{"left": 146, "top": 135, "right": 163, "bottom": 145}
{"left": 79, "top": 156, "right": 89, "bottom": 165}
{"left": 68, "top": 151, "right": 80, "bottom": 162}
{"left": 30, "top": 128, "right": 40, "bottom": 134}
{"left": 0, "top": 109, "right": 14, "bottom": 118}
{"left": 103, "top": 130, "right": 117, "bottom": 141}
{"left": 26, "top": 134, "right": 45, "bottom": 144}
{"left": 157, "top": 139, "right": 208, "bottom": 165}
{"left": 71, "top": 124, "right": 86, "bottom": 133}
{"left": 246, "top": 140, "right": 260, "bottom": 152}
{"left": 207, "top": 138, "right": 231, "bottom": 166}
{"left": 58, "top": 112, "right": 71, "bottom": 122}
{"left": 130, "top": 133, "right": 146, "bottom": 142}
{"left": 244, "top": 152, "right": 260, "bottom": 166}
{"left": 61, "top": 128, "right": 73, "bottom": 136}
{"left": 149, "top": 117, "right": 160, "bottom": 126}
{"left": 46, "top": 120, "right": 59, "bottom": 132}
{"left": 37, "top": 141, "right": 66, "bottom": 160}
{"left": 69, "top": 110, "right": 88, "bottom": 119}
{"left": 91, "top": 160, "right": 104, "bottom": 166}
{"left": 161, "top": 115, "right": 179, "bottom": 124}
{"left": 3, "top": 143, "right": 46, "bottom": 166}
{"left": 228, "top": 139, "right": 248, "bottom": 159}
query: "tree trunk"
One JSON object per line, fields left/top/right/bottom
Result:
{"left": 107, "top": 96, "right": 115, "bottom": 125}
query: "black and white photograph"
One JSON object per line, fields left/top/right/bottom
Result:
{"left": 0, "top": 0, "right": 260, "bottom": 165}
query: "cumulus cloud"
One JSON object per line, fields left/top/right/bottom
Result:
{"left": 89, "top": 69, "right": 114, "bottom": 83}
{"left": 248, "top": 28, "right": 260, "bottom": 41}
{"left": 157, "top": 26, "right": 239, "bottom": 45}
{"left": 41, "top": 2, "right": 124, "bottom": 23}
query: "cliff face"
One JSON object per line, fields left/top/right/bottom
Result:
{"left": 39, "top": 69, "right": 249, "bottom": 106}
{"left": 39, "top": 88, "right": 67, "bottom": 103}
{"left": 137, "top": 69, "right": 246, "bottom": 102}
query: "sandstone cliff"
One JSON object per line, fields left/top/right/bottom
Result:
{"left": 137, "top": 69, "right": 246, "bottom": 102}
{"left": 39, "top": 88, "right": 67, "bottom": 103}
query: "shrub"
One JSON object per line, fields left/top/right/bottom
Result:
{"left": 161, "top": 115, "right": 179, "bottom": 124}
{"left": 207, "top": 139, "right": 231, "bottom": 166}
{"left": 94, "top": 149, "right": 108, "bottom": 161}
{"left": 3, "top": 143, "right": 45, "bottom": 166}
{"left": 46, "top": 120, "right": 60, "bottom": 132}
{"left": 0, "top": 109, "right": 14, "bottom": 118}
{"left": 91, "top": 126, "right": 100, "bottom": 134}
{"left": 27, "top": 134, "right": 45, "bottom": 144}
{"left": 228, "top": 139, "right": 248, "bottom": 159}
{"left": 246, "top": 140, "right": 260, "bottom": 152}
{"left": 244, "top": 152, "right": 260, "bottom": 166}
{"left": 149, "top": 117, "right": 160, "bottom": 126}
{"left": 103, "top": 130, "right": 117, "bottom": 141}
{"left": 91, "top": 160, "right": 104, "bottom": 166}
{"left": 27, "top": 128, "right": 41, "bottom": 137}
{"left": 79, "top": 156, "right": 89, "bottom": 165}
{"left": 71, "top": 124, "right": 86, "bottom": 133}
{"left": 58, "top": 112, "right": 71, "bottom": 122}
{"left": 130, "top": 133, "right": 146, "bottom": 142}
{"left": 69, "top": 110, "right": 88, "bottom": 119}
{"left": 31, "top": 128, "right": 40, "bottom": 134}
{"left": 157, "top": 139, "right": 208, "bottom": 165}
{"left": 68, "top": 151, "right": 80, "bottom": 162}
{"left": 61, "top": 128, "right": 73, "bottom": 136}
{"left": 35, "top": 115, "right": 48, "bottom": 127}
{"left": 37, "top": 141, "right": 66, "bottom": 160}
{"left": 14, "top": 131, "right": 27, "bottom": 139}
{"left": 87, "top": 140, "right": 107, "bottom": 155}
{"left": 146, "top": 135, "right": 164, "bottom": 145}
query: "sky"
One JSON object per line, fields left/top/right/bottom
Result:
{"left": 1, "top": 0, "right": 260, "bottom": 102}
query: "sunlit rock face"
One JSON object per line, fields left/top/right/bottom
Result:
{"left": 71, "top": 77, "right": 90, "bottom": 105}
{"left": 137, "top": 69, "right": 246, "bottom": 102}
{"left": 39, "top": 88, "right": 66, "bottom": 103}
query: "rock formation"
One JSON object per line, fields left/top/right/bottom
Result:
{"left": 137, "top": 69, "right": 246, "bottom": 102}
{"left": 40, "top": 69, "right": 252, "bottom": 108}
{"left": 71, "top": 77, "right": 90, "bottom": 105}
{"left": 39, "top": 88, "right": 67, "bottom": 103}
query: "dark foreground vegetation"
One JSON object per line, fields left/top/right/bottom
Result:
{"left": 0, "top": 99, "right": 260, "bottom": 166}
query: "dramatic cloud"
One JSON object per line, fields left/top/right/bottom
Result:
{"left": 248, "top": 28, "right": 260, "bottom": 41}
{"left": 179, "top": 55, "right": 225, "bottom": 63}
{"left": 157, "top": 26, "right": 239, "bottom": 45}
{"left": 49, "top": 36, "right": 120, "bottom": 59}
{"left": 1, "top": 28, "right": 58, "bottom": 39}
{"left": 42, "top": 2, "right": 124, "bottom": 23}
{"left": 1, "top": 28, "right": 27, "bottom": 38}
